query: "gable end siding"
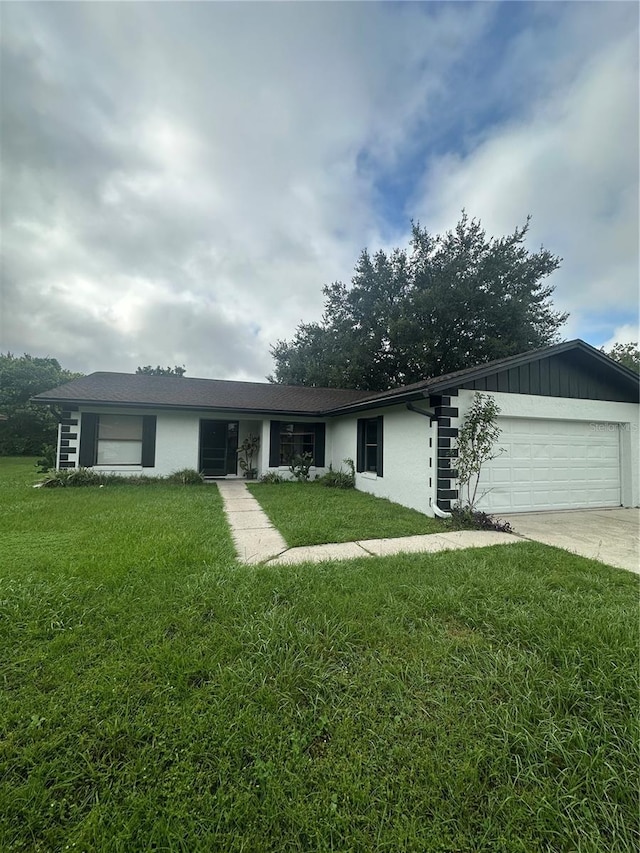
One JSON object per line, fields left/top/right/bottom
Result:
{"left": 459, "top": 353, "right": 637, "bottom": 402}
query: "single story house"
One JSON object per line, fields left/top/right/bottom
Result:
{"left": 33, "top": 339, "right": 639, "bottom": 516}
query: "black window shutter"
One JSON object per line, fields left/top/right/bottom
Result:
{"left": 269, "top": 421, "right": 281, "bottom": 467}
{"left": 314, "top": 422, "right": 326, "bottom": 467}
{"left": 141, "top": 416, "right": 157, "bottom": 467}
{"left": 356, "top": 419, "right": 365, "bottom": 472}
{"left": 78, "top": 413, "right": 98, "bottom": 467}
{"left": 376, "top": 416, "right": 384, "bottom": 477}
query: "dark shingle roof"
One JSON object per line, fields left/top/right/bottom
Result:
{"left": 32, "top": 372, "right": 373, "bottom": 415}
{"left": 32, "top": 340, "right": 638, "bottom": 416}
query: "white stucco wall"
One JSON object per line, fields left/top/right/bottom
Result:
{"left": 329, "top": 405, "right": 437, "bottom": 515}
{"left": 261, "top": 416, "right": 330, "bottom": 480}
{"left": 74, "top": 409, "right": 332, "bottom": 479}
{"left": 455, "top": 390, "right": 640, "bottom": 508}
{"left": 75, "top": 408, "right": 267, "bottom": 477}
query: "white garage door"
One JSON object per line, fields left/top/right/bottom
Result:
{"left": 476, "top": 418, "right": 621, "bottom": 513}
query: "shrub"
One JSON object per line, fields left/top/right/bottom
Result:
{"left": 40, "top": 469, "right": 164, "bottom": 488}
{"left": 166, "top": 468, "right": 204, "bottom": 485}
{"left": 35, "top": 444, "right": 56, "bottom": 473}
{"left": 448, "top": 505, "right": 512, "bottom": 533}
{"left": 318, "top": 458, "right": 355, "bottom": 489}
{"left": 288, "top": 452, "right": 314, "bottom": 482}
{"left": 260, "top": 471, "right": 286, "bottom": 484}
{"left": 40, "top": 468, "right": 110, "bottom": 488}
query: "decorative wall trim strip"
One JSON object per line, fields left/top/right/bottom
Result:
{"left": 431, "top": 392, "right": 459, "bottom": 511}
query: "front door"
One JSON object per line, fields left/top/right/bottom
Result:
{"left": 199, "top": 420, "right": 239, "bottom": 476}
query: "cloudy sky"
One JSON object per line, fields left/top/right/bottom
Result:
{"left": 1, "top": 1, "right": 638, "bottom": 381}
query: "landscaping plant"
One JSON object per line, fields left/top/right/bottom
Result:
{"left": 288, "top": 451, "right": 314, "bottom": 482}
{"left": 455, "top": 391, "right": 504, "bottom": 510}
{"left": 237, "top": 434, "right": 260, "bottom": 479}
{"left": 259, "top": 471, "right": 286, "bottom": 484}
{"left": 317, "top": 458, "right": 355, "bottom": 489}
{"left": 166, "top": 468, "right": 205, "bottom": 485}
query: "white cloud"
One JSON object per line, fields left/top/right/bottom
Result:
{"left": 414, "top": 4, "right": 638, "bottom": 337}
{"left": 1, "top": 1, "right": 637, "bottom": 381}
{"left": 1, "top": 1, "right": 494, "bottom": 379}
{"left": 601, "top": 324, "right": 640, "bottom": 351}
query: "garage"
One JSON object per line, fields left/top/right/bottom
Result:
{"left": 477, "top": 417, "right": 621, "bottom": 513}
{"left": 438, "top": 341, "right": 638, "bottom": 516}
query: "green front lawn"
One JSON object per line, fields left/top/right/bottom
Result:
{"left": 0, "top": 455, "right": 41, "bottom": 482}
{"left": 1, "top": 457, "right": 638, "bottom": 852}
{"left": 247, "top": 481, "right": 445, "bottom": 546}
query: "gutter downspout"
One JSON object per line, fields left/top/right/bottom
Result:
{"left": 405, "top": 403, "right": 452, "bottom": 519}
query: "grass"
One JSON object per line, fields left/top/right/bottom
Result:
{"left": 247, "top": 481, "right": 445, "bottom": 546}
{"left": 1, "top": 456, "right": 639, "bottom": 851}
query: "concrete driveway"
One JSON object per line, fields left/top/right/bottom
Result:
{"left": 500, "top": 508, "right": 640, "bottom": 574}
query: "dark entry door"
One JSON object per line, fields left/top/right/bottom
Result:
{"left": 199, "top": 421, "right": 238, "bottom": 476}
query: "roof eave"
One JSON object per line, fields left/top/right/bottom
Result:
{"left": 326, "top": 389, "right": 429, "bottom": 415}
{"left": 31, "top": 396, "right": 339, "bottom": 418}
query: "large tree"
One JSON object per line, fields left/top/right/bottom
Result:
{"left": 270, "top": 214, "right": 566, "bottom": 390}
{"left": 603, "top": 342, "right": 639, "bottom": 374}
{"left": 0, "top": 354, "right": 83, "bottom": 455}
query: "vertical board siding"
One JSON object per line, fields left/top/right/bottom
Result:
{"left": 458, "top": 352, "right": 636, "bottom": 401}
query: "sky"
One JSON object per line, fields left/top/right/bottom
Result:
{"left": 1, "top": 1, "right": 638, "bottom": 382}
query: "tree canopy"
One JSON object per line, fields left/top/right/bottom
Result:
{"left": 602, "top": 342, "right": 639, "bottom": 374}
{"left": 270, "top": 214, "right": 566, "bottom": 391}
{"left": 0, "top": 354, "right": 83, "bottom": 455}
{"left": 136, "top": 365, "right": 186, "bottom": 377}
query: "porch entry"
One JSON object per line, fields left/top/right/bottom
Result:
{"left": 199, "top": 420, "right": 239, "bottom": 476}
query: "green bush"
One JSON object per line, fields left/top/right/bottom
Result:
{"left": 317, "top": 458, "right": 355, "bottom": 489}
{"left": 40, "top": 469, "right": 163, "bottom": 488}
{"left": 259, "top": 471, "right": 286, "bottom": 484}
{"left": 288, "top": 452, "right": 314, "bottom": 482}
{"left": 39, "top": 468, "right": 206, "bottom": 488}
{"left": 166, "top": 468, "right": 204, "bottom": 485}
{"left": 448, "top": 505, "right": 512, "bottom": 533}
{"left": 35, "top": 444, "right": 56, "bottom": 473}
{"left": 40, "top": 468, "right": 111, "bottom": 488}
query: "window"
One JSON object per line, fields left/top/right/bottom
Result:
{"left": 97, "top": 415, "right": 143, "bottom": 464}
{"left": 357, "top": 416, "right": 383, "bottom": 476}
{"left": 269, "top": 422, "right": 326, "bottom": 467}
{"left": 279, "top": 423, "right": 315, "bottom": 465}
{"left": 79, "top": 413, "right": 156, "bottom": 468}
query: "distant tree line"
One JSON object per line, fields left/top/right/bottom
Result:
{"left": 0, "top": 354, "right": 83, "bottom": 456}
{"left": 136, "top": 365, "right": 186, "bottom": 377}
{"left": 0, "top": 356, "right": 189, "bottom": 458}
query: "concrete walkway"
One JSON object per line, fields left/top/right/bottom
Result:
{"left": 216, "top": 480, "right": 288, "bottom": 564}
{"left": 501, "top": 508, "right": 640, "bottom": 574}
{"left": 217, "top": 481, "right": 518, "bottom": 566}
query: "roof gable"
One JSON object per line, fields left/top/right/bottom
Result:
{"left": 434, "top": 340, "right": 638, "bottom": 403}
{"left": 328, "top": 340, "right": 639, "bottom": 413}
